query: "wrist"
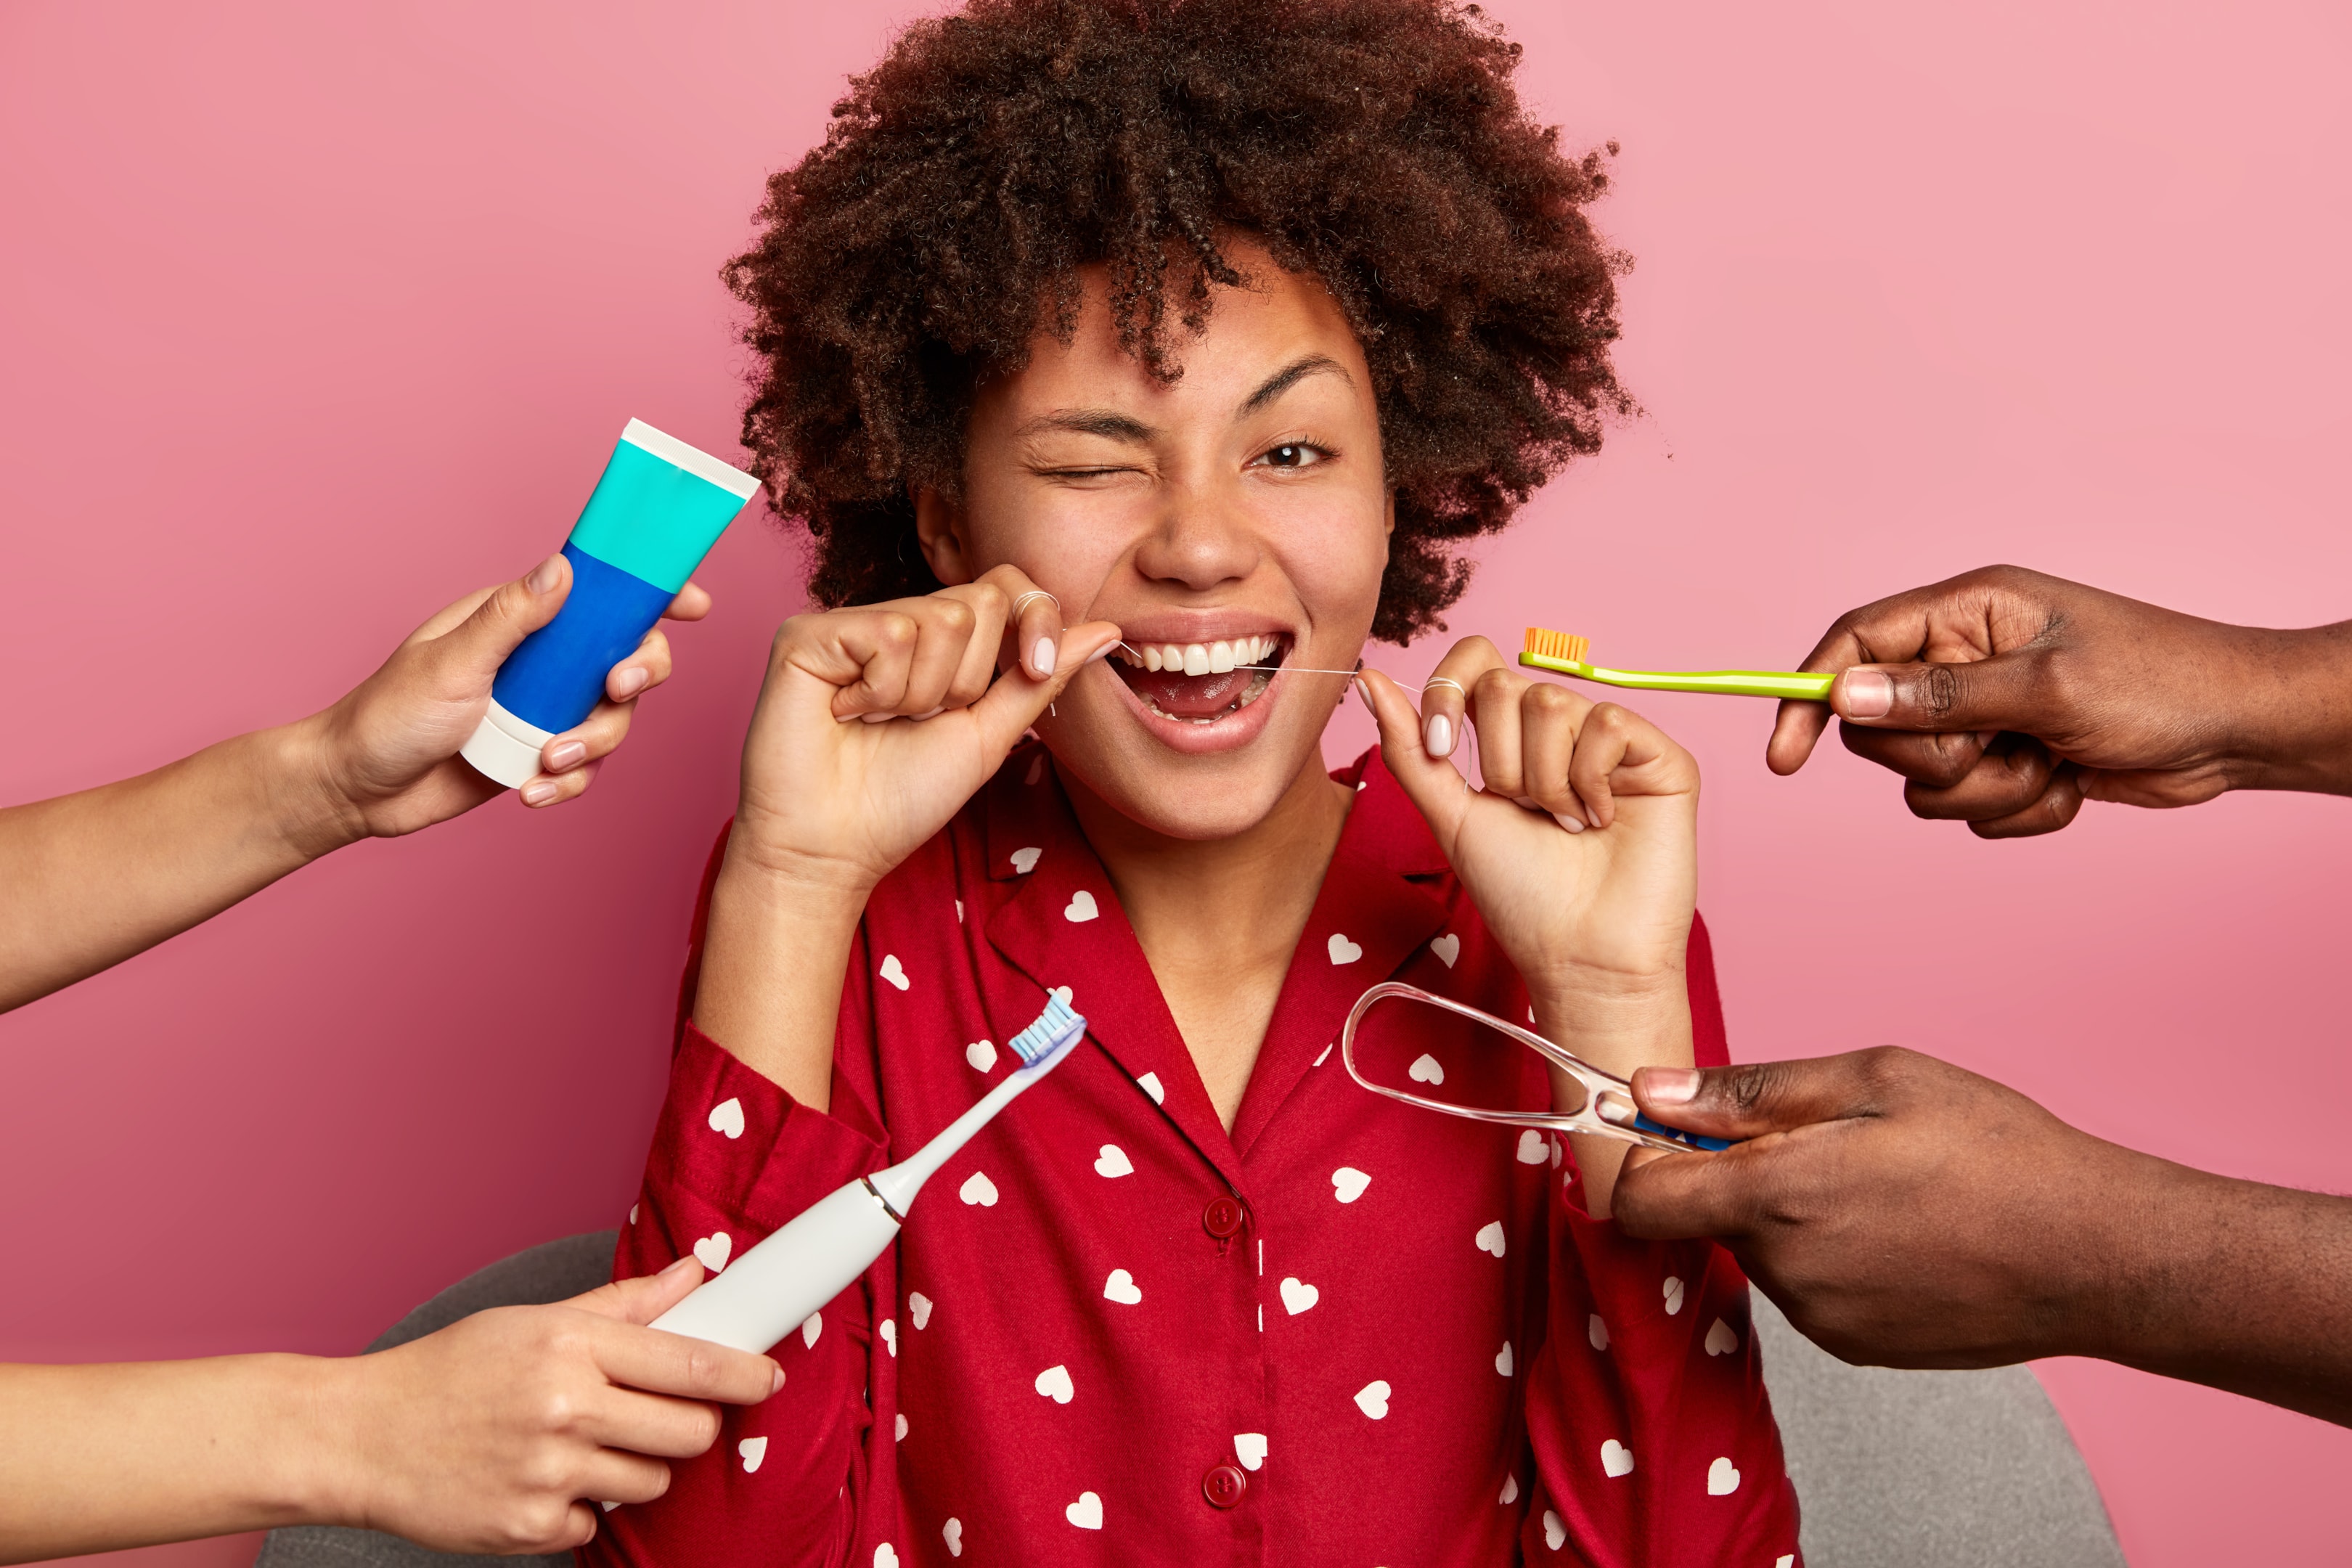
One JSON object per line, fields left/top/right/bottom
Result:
{"left": 1530, "top": 965, "right": 1691, "bottom": 1079}
{"left": 718, "top": 819, "right": 884, "bottom": 911}
{"left": 261, "top": 714, "right": 371, "bottom": 861}
{"left": 2222, "top": 621, "right": 2352, "bottom": 795}
{"left": 238, "top": 1352, "right": 362, "bottom": 1529}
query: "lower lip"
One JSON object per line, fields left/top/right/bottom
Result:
{"left": 1100, "top": 662, "right": 1288, "bottom": 755}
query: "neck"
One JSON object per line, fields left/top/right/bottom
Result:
{"left": 1063, "top": 751, "right": 1354, "bottom": 1131}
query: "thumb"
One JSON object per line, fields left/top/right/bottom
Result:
{"left": 1833, "top": 650, "right": 2045, "bottom": 735}
{"left": 568, "top": 1251, "right": 704, "bottom": 1326}
{"left": 1356, "top": 667, "right": 1471, "bottom": 843}
{"left": 964, "top": 621, "right": 1122, "bottom": 754}
{"left": 1630, "top": 1051, "right": 1892, "bottom": 1143}
{"left": 427, "top": 554, "right": 573, "bottom": 678}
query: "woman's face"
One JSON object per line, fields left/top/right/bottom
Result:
{"left": 918, "top": 241, "right": 1392, "bottom": 841}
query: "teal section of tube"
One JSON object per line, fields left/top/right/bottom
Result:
{"left": 565, "top": 436, "right": 751, "bottom": 594}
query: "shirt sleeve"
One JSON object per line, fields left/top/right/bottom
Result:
{"left": 582, "top": 830, "right": 896, "bottom": 1568}
{"left": 1516, "top": 912, "right": 1802, "bottom": 1567}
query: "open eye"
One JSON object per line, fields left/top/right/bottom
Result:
{"left": 1254, "top": 441, "right": 1331, "bottom": 471}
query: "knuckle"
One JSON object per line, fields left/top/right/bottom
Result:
{"left": 934, "top": 598, "right": 976, "bottom": 635}
{"left": 1717, "top": 1063, "right": 1779, "bottom": 1116}
{"left": 1919, "top": 663, "right": 1962, "bottom": 719}
{"left": 877, "top": 613, "right": 919, "bottom": 652}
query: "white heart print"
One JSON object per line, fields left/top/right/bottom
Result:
{"left": 1705, "top": 1318, "right": 1738, "bottom": 1356}
{"left": 1035, "top": 1364, "right": 1075, "bottom": 1403}
{"left": 879, "top": 1319, "right": 897, "bottom": 1356}
{"left": 1475, "top": 1220, "right": 1507, "bottom": 1257}
{"left": 1233, "top": 1432, "right": 1267, "bottom": 1471}
{"left": 965, "top": 1040, "right": 997, "bottom": 1072}
{"left": 1051, "top": 984, "right": 1074, "bottom": 1007}
{"left": 1010, "top": 846, "right": 1042, "bottom": 873}
{"left": 1093, "top": 1144, "right": 1134, "bottom": 1177}
{"left": 1663, "top": 1275, "right": 1686, "bottom": 1315}
{"left": 942, "top": 1519, "right": 963, "bottom": 1558}
{"left": 959, "top": 1171, "right": 999, "bottom": 1206}
{"left": 1063, "top": 889, "right": 1099, "bottom": 923}
{"left": 1137, "top": 1071, "right": 1165, "bottom": 1105}
{"left": 1354, "top": 1379, "right": 1392, "bottom": 1419}
{"left": 1064, "top": 1492, "right": 1102, "bottom": 1530}
{"left": 1025, "top": 754, "right": 1044, "bottom": 785}
{"left": 801, "top": 1312, "right": 822, "bottom": 1349}
{"left": 1408, "top": 1053, "right": 1445, "bottom": 1085}
{"left": 878, "top": 954, "right": 909, "bottom": 991}
{"left": 1102, "top": 1268, "right": 1143, "bottom": 1305}
{"left": 1601, "top": 1439, "right": 1635, "bottom": 1478}
{"left": 708, "top": 1097, "right": 745, "bottom": 1139}
{"left": 1543, "top": 1510, "right": 1567, "bottom": 1550}
{"left": 1516, "top": 1129, "right": 1548, "bottom": 1164}
{"left": 1776, "top": 1559, "right": 1794, "bottom": 1568}
{"left": 1707, "top": 1456, "right": 1741, "bottom": 1495}
{"left": 738, "top": 1436, "right": 767, "bottom": 1473}
{"left": 692, "top": 1232, "right": 732, "bottom": 1273}
{"left": 1331, "top": 1167, "right": 1371, "bottom": 1203}
{"left": 1499, "top": 1474, "right": 1519, "bottom": 1505}
{"left": 1313, "top": 1042, "right": 1333, "bottom": 1067}
{"left": 628, "top": 1203, "right": 637, "bottom": 1225}
{"left": 1588, "top": 1313, "right": 1609, "bottom": 1351}
{"left": 1429, "top": 932, "right": 1461, "bottom": 968}
{"left": 910, "top": 1292, "right": 933, "bottom": 1330}
{"left": 1327, "top": 932, "right": 1363, "bottom": 964}
{"left": 1495, "top": 1341, "right": 1514, "bottom": 1376}
{"left": 874, "top": 1547, "right": 898, "bottom": 1568}
{"left": 895, "top": 1412, "right": 908, "bottom": 1440}
{"left": 1279, "top": 1276, "right": 1319, "bottom": 1315}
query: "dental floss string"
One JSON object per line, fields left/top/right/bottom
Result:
{"left": 1116, "top": 640, "right": 1363, "bottom": 677}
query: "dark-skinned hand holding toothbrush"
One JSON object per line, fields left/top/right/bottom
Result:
{"left": 1609, "top": 563, "right": 2352, "bottom": 1427}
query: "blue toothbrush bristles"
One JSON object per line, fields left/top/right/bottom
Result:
{"left": 1008, "top": 995, "right": 1085, "bottom": 1065}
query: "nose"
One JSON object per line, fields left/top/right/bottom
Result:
{"left": 1132, "top": 474, "right": 1262, "bottom": 593}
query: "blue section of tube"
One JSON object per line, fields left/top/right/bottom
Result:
{"left": 1630, "top": 1112, "right": 1734, "bottom": 1153}
{"left": 489, "top": 543, "right": 674, "bottom": 733}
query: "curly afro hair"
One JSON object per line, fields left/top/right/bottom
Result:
{"left": 724, "top": 0, "right": 1630, "bottom": 643}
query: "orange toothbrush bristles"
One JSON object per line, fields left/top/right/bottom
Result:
{"left": 1523, "top": 626, "right": 1590, "bottom": 664}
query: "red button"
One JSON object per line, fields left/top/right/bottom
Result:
{"left": 1203, "top": 1463, "right": 1248, "bottom": 1508}
{"left": 1202, "top": 1195, "right": 1247, "bottom": 1239}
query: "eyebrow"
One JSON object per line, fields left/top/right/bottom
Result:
{"left": 1013, "top": 409, "right": 1159, "bottom": 445}
{"left": 1238, "top": 354, "right": 1350, "bottom": 416}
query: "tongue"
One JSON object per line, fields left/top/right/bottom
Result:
{"left": 1122, "top": 665, "right": 1257, "bottom": 719}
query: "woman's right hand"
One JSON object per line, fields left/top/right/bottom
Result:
{"left": 726, "top": 566, "right": 1120, "bottom": 897}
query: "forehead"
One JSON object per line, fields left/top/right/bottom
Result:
{"left": 979, "top": 250, "right": 1373, "bottom": 424}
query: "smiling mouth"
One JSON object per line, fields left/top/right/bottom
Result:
{"left": 1109, "top": 634, "right": 1288, "bottom": 723}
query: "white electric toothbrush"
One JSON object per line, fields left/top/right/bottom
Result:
{"left": 648, "top": 995, "right": 1087, "bottom": 1355}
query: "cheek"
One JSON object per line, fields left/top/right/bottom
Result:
{"left": 961, "top": 485, "right": 1138, "bottom": 607}
{"left": 1270, "top": 490, "right": 1391, "bottom": 631}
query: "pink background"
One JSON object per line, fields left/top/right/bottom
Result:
{"left": 3, "top": 3, "right": 2346, "bottom": 1564}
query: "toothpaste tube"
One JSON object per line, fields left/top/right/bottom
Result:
{"left": 460, "top": 420, "right": 760, "bottom": 788}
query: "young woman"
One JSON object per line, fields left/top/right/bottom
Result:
{"left": 595, "top": 2, "right": 1800, "bottom": 1563}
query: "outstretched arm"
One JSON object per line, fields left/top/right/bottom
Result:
{"left": 1767, "top": 563, "right": 2352, "bottom": 836}
{"left": 0, "top": 1259, "right": 782, "bottom": 1563}
{"left": 1611, "top": 1048, "right": 2352, "bottom": 1426}
{"left": 0, "top": 556, "right": 706, "bottom": 1012}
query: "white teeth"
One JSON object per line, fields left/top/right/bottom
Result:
{"left": 1160, "top": 643, "right": 1184, "bottom": 670}
{"left": 1183, "top": 644, "right": 1209, "bottom": 677}
{"left": 1142, "top": 645, "right": 1162, "bottom": 671}
{"left": 1208, "top": 640, "right": 1236, "bottom": 674}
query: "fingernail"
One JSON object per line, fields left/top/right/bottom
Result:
{"left": 1844, "top": 669, "right": 1893, "bottom": 720}
{"left": 1641, "top": 1067, "right": 1702, "bottom": 1105}
{"left": 1552, "top": 810, "right": 1585, "bottom": 834}
{"left": 611, "top": 666, "right": 650, "bottom": 698}
{"left": 520, "top": 780, "right": 559, "bottom": 806}
{"left": 1032, "top": 637, "right": 1058, "bottom": 679}
{"left": 769, "top": 1365, "right": 787, "bottom": 1395}
{"left": 658, "top": 1254, "right": 696, "bottom": 1277}
{"left": 527, "top": 554, "right": 565, "bottom": 595}
{"left": 1424, "top": 711, "right": 1453, "bottom": 758}
{"left": 545, "top": 740, "right": 587, "bottom": 772}
{"left": 1085, "top": 641, "right": 1114, "bottom": 664}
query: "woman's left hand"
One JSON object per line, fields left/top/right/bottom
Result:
{"left": 1357, "top": 639, "right": 1699, "bottom": 1054}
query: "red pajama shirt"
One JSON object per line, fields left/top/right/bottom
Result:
{"left": 588, "top": 745, "right": 1800, "bottom": 1568}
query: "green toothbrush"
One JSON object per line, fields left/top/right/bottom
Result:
{"left": 1517, "top": 626, "right": 1834, "bottom": 701}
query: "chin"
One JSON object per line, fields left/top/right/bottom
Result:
{"left": 1040, "top": 653, "right": 1349, "bottom": 841}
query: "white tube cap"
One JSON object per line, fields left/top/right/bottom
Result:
{"left": 460, "top": 700, "right": 555, "bottom": 788}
